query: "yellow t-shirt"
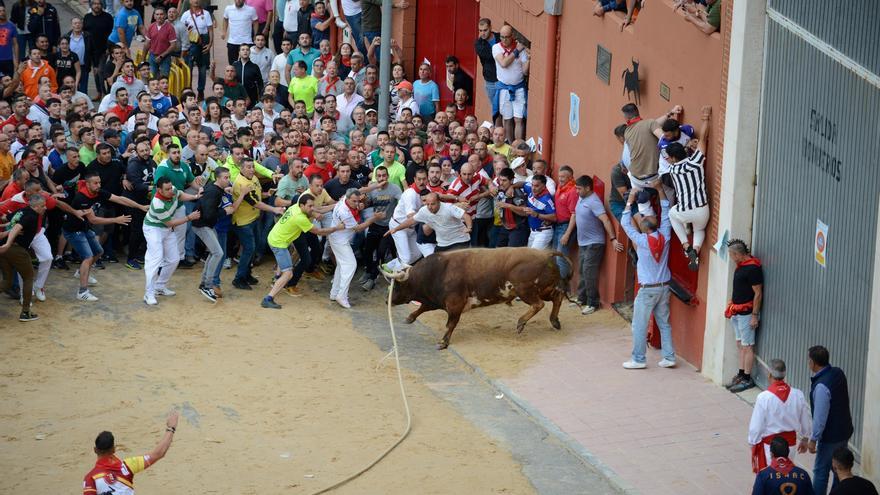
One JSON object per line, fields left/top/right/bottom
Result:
{"left": 0, "top": 152, "right": 14, "bottom": 180}
{"left": 232, "top": 174, "right": 262, "bottom": 226}
{"left": 267, "top": 205, "right": 314, "bottom": 248}
{"left": 488, "top": 143, "right": 512, "bottom": 161}
{"left": 301, "top": 188, "right": 332, "bottom": 208}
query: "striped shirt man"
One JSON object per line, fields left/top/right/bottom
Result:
{"left": 669, "top": 149, "right": 707, "bottom": 212}
{"left": 144, "top": 188, "right": 182, "bottom": 228}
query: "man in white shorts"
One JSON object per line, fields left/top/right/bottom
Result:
{"left": 492, "top": 24, "right": 529, "bottom": 142}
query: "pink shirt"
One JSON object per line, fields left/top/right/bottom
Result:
{"left": 246, "top": 0, "right": 274, "bottom": 23}
{"left": 147, "top": 21, "right": 177, "bottom": 55}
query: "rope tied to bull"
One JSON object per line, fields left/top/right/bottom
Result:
{"left": 307, "top": 280, "right": 413, "bottom": 494}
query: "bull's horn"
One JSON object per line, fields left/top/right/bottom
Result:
{"left": 393, "top": 266, "right": 412, "bottom": 281}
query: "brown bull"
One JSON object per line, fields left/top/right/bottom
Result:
{"left": 387, "top": 247, "right": 572, "bottom": 349}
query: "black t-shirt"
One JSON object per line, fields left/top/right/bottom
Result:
{"left": 63, "top": 189, "right": 112, "bottom": 232}
{"left": 52, "top": 163, "right": 88, "bottom": 198}
{"left": 830, "top": 477, "right": 878, "bottom": 495}
{"left": 86, "top": 158, "right": 126, "bottom": 196}
{"left": 610, "top": 162, "right": 631, "bottom": 204}
{"left": 10, "top": 207, "right": 41, "bottom": 248}
{"left": 731, "top": 263, "right": 764, "bottom": 305}
{"left": 50, "top": 51, "right": 79, "bottom": 85}
{"left": 350, "top": 165, "right": 371, "bottom": 189}
{"left": 404, "top": 160, "right": 424, "bottom": 186}
{"left": 324, "top": 177, "right": 352, "bottom": 201}
{"left": 192, "top": 183, "right": 226, "bottom": 228}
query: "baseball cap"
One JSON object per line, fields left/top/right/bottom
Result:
{"left": 511, "top": 157, "right": 526, "bottom": 169}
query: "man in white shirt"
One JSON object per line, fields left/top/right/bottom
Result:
{"left": 336, "top": 77, "right": 364, "bottom": 135}
{"left": 249, "top": 32, "right": 274, "bottom": 82}
{"left": 180, "top": 0, "right": 214, "bottom": 99}
{"left": 389, "top": 192, "right": 472, "bottom": 252}
{"left": 492, "top": 24, "right": 530, "bottom": 141}
{"left": 272, "top": 38, "right": 293, "bottom": 92}
{"left": 748, "top": 359, "right": 812, "bottom": 473}
{"left": 382, "top": 166, "right": 430, "bottom": 272}
{"left": 222, "top": 0, "right": 258, "bottom": 66}
{"left": 328, "top": 188, "right": 384, "bottom": 308}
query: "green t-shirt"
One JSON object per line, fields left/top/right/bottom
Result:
{"left": 267, "top": 205, "right": 314, "bottom": 248}
{"left": 154, "top": 160, "right": 196, "bottom": 191}
{"left": 373, "top": 161, "right": 406, "bottom": 191}
{"left": 277, "top": 174, "right": 309, "bottom": 201}
{"left": 707, "top": 0, "right": 722, "bottom": 29}
{"left": 80, "top": 147, "right": 97, "bottom": 168}
{"left": 288, "top": 75, "right": 319, "bottom": 113}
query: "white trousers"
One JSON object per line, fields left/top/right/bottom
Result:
{"left": 670, "top": 204, "right": 710, "bottom": 249}
{"left": 144, "top": 225, "right": 180, "bottom": 296}
{"left": 528, "top": 228, "right": 553, "bottom": 249}
{"left": 387, "top": 222, "right": 422, "bottom": 271}
{"left": 172, "top": 207, "right": 187, "bottom": 261}
{"left": 329, "top": 238, "right": 356, "bottom": 301}
{"left": 29, "top": 229, "right": 52, "bottom": 290}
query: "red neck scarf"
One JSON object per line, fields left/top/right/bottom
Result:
{"left": 410, "top": 183, "right": 424, "bottom": 194}
{"left": 769, "top": 457, "right": 795, "bottom": 476}
{"left": 626, "top": 116, "right": 642, "bottom": 126}
{"left": 647, "top": 232, "right": 665, "bottom": 262}
{"left": 501, "top": 40, "right": 515, "bottom": 56}
{"left": 323, "top": 75, "right": 339, "bottom": 87}
{"left": 76, "top": 180, "right": 98, "bottom": 199}
{"left": 767, "top": 379, "right": 791, "bottom": 402}
{"left": 121, "top": 74, "right": 135, "bottom": 85}
{"left": 347, "top": 202, "right": 361, "bottom": 222}
{"left": 155, "top": 189, "right": 174, "bottom": 201}
{"left": 738, "top": 256, "right": 762, "bottom": 268}
{"left": 341, "top": 55, "right": 351, "bottom": 67}
{"left": 94, "top": 455, "right": 123, "bottom": 472}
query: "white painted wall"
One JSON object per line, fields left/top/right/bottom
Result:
{"left": 701, "top": 0, "right": 767, "bottom": 384}
{"left": 861, "top": 196, "right": 880, "bottom": 483}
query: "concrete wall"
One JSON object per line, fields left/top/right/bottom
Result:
{"left": 861, "top": 197, "right": 880, "bottom": 482}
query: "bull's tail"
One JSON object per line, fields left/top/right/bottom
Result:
{"left": 549, "top": 250, "right": 574, "bottom": 282}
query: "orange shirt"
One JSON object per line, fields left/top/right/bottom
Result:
{"left": 21, "top": 61, "right": 58, "bottom": 99}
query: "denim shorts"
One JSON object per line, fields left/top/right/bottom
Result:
{"left": 64, "top": 229, "right": 104, "bottom": 259}
{"left": 731, "top": 314, "right": 756, "bottom": 346}
{"left": 271, "top": 245, "right": 293, "bottom": 272}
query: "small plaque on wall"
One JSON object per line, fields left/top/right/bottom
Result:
{"left": 660, "top": 82, "right": 670, "bottom": 101}
{"left": 596, "top": 45, "right": 611, "bottom": 85}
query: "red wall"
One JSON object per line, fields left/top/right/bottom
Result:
{"left": 414, "top": 0, "right": 479, "bottom": 108}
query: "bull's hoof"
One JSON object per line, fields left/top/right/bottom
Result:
{"left": 550, "top": 318, "right": 561, "bottom": 330}
{"left": 404, "top": 316, "right": 416, "bottom": 324}
{"left": 516, "top": 322, "right": 526, "bottom": 334}
{"left": 436, "top": 341, "right": 449, "bottom": 350}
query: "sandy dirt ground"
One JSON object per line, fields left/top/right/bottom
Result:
{"left": 415, "top": 295, "right": 628, "bottom": 379}
{"left": 0, "top": 263, "right": 537, "bottom": 494}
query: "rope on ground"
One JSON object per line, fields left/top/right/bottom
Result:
{"left": 307, "top": 280, "right": 412, "bottom": 494}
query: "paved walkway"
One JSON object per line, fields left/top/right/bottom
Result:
{"left": 452, "top": 311, "right": 817, "bottom": 495}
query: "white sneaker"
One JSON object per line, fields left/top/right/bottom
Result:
{"left": 622, "top": 360, "right": 647, "bottom": 369}
{"left": 34, "top": 288, "right": 46, "bottom": 302}
{"left": 335, "top": 297, "right": 351, "bottom": 309}
{"left": 77, "top": 290, "right": 99, "bottom": 302}
{"left": 144, "top": 294, "right": 158, "bottom": 305}
{"left": 155, "top": 288, "right": 176, "bottom": 296}
{"left": 658, "top": 359, "right": 677, "bottom": 368}
{"left": 74, "top": 270, "right": 98, "bottom": 285}
{"left": 581, "top": 305, "right": 597, "bottom": 315}
{"left": 223, "top": 258, "right": 232, "bottom": 269}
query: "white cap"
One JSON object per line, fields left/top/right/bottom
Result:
{"left": 511, "top": 157, "right": 526, "bottom": 169}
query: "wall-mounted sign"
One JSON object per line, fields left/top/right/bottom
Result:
{"left": 622, "top": 58, "right": 641, "bottom": 105}
{"left": 596, "top": 45, "right": 611, "bottom": 85}
{"left": 815, "top": 219, "right": 828, "bottom": 268}
{"left": 569, "top": 92, "right": 580, "bottom": 136}
{"left": 660, "top": 82, "right": 670, "bottom": 101}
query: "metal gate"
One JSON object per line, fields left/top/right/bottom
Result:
{"left": 752, "top": 4, "right": 880, "bottom": 453}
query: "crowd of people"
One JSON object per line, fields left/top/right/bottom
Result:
{"left": 0, "top": 2, "right": 873, "bottom": 493}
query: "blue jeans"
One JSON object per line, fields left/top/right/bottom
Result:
{"left": 346, "top": 12, "right": 366, "bottom": 55}
{"left": 148, "top": 52, "right": 172, "bottom": 77}
{"left": 631, "top": 285, "right": 675, "bottom": 363}
{"left": 184, "top": 201, "right": 198, "bottom": 258}
{"left": 363, "top": 30, "right": 381, "bottom": 62}
{"left": 64, "top": 229, "right": 104, "bottom": 259}
{"left": 212, "top": 229, "right": 228, "bottom": 287}
{"left": 234, "top": 221, "right": 259, "bottom": 281}
{"left": 485, "top": 80, "right": 500, "bottom": 118}
{"left": 257, "top": 210, "right": 275, "bottom": 258}
{"left": 813, "top": 439, "right": 846, "bottom": 494}
{"left": 78, "top": 70, "right": 90, "bottom": 95}
{"left": 552, "top": 222, "right": 572, "bottom": 280}
{"left": 16, "top": 33, "right": 29, "bottom": 61}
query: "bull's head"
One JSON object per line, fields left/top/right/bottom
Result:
{"left": 385, "top": 266, "right": 413, "bottom": 306}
